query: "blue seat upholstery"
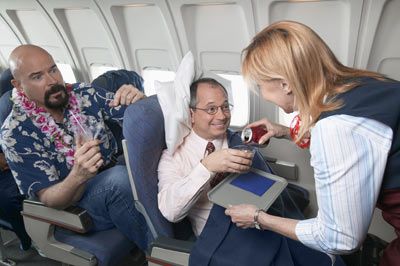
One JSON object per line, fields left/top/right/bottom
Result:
{"left": 54, "top": 227, "right": 135, "bottom": 266}
{"left": 0, "top": 69, "right": 13, "bottom": 96}
{"left": 92, "top": 69, "right": 145, "bottom": 157}
{"left": 122, "top": 95, "right": 174, "bottom": 239}
{"left": 122, "top": 95, "right": 193, "bottom": 265}
{"left": 0, "top": 169, "right": 32, "bottom": 251}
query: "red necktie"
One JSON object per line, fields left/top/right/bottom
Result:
{"left": 205, "top": 141, "right": 215, "bottom": 155}
{"left": 205, "top": 142, "right": 227, "bottom": 188}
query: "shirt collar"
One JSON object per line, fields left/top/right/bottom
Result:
{"left": 188, "top": 130, "right": 226, "bottom": 151}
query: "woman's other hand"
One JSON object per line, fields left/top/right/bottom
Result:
{"left": 225, "top": 204, "right": 258, "bottom": 229}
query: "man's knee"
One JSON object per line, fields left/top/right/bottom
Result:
{"left": 99, "top": 165, "right": 132, "bottom": 197}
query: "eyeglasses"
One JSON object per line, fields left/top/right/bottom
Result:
{"left": 191, "top": 103, "right": 233, "bottom": 115}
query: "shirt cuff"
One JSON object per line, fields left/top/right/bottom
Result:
{"left": 194, "top": 162, "right": 213, "bottom": 185}
{"left": 296, "top": 218, "right": 322, "bottom": 251}
{"left": 296, "top": 219, "right": 336, "bottom": 263}
{"left": 199, "top": 160, "right": 216, "bottom": 177}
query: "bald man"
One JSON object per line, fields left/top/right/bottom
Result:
{"left": 0, "top": 45, "right": 151, "bottom": 251}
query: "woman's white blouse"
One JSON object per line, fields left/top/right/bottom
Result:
{"left": 295, "top": 114, "right": 393, "bottom": 255}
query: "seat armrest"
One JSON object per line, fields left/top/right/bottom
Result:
{"left": 263, "top": 155, "right": 298, "bottom": 181}
{"left": 148, "top": 236, "right": 193, "bottom": 266}
{"left": 150, "top": 236, "right": 193, "bottom": 254}
{"left": 21, "top": 199, "right": 93, "bottom": 233}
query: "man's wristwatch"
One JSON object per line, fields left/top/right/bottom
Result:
{"left": 253, "top": 209, "right": 263, "bottom": 230}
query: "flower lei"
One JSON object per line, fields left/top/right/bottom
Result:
{"left": 12, "top": 84, "right": 85, "bottom": 167}
{"left": 289, "top": 114, "right": 310, "bottom": 149}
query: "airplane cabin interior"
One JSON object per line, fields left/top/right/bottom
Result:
{"left": 1, "top": 0, "right": 399, "bottom": 265}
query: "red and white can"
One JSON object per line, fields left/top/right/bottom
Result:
{"left": 241, "top": 126, "right": 269, "bottom": 146}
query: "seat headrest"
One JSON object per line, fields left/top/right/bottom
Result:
{"left": 0, "top": 68, "right": 13, "bottom": 96}
{"left": 92, "top": 69, "right": 144, "bottom": 93}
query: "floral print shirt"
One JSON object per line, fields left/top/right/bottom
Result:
{"left": 0, "top": 83, "right": 125, "bottom": 198}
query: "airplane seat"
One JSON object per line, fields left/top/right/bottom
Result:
{"left": 92, "top": 69, "right": 145, "bottom": 159}
{"left": 122, "top": 95, "right": 194, "bottom": 266}
{"left": 54, "top": 226, "right": 136, "bottom": 266}
{"left": 22, "top": 199, "right": 137, "bottom": 266}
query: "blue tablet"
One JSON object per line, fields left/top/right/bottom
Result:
{"left": 208, "top": 168, "right": 287, "bottom": 211}
{"left": 230, "top": 171, "right": 276, "bottom": 196}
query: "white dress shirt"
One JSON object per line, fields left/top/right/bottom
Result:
{"left": 296, "top": 114, "right": 393, "bottom": 255}
{"left": 157, "top": 131, "right": 228, "bottom": 236}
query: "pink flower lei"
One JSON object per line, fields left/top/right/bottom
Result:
{"left": 12, "top": 84, "right": 85, "bottom": 167}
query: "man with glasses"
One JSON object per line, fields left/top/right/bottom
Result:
{"left": 157, "top": 78, "right": 253, "bottom": 237}
{"left": 157, "top": 78, "right": 340, "bottom": 266}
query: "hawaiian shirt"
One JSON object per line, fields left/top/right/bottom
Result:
{"left": 0, "top": 83, "right": 125, "bottom": 198}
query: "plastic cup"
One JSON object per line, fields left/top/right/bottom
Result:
{"left": 232, "top": 144, "right": 257, "bottom": 158}
{"left": 72, "top": 116, "right": 103, "bottom": 142}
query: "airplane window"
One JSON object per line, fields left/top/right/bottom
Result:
{"left": 90, "top": 65, "right": 118, "bottom": 81}
{"left": 142, "top": 69, "right": 176, "bottom": 96}
{"left": 57, "top": 63, "right": 76, "bottom": 84}
{"left": 217, "top": 74, "right": 249, "bottom": 128}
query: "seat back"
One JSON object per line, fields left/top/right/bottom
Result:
{"left": 92, "top": 69, "right": 145, "bottom": 157}
{"left": 0, "top": 68, "right": 13, "bottom": 96}
{"left": 122, "top": 95, "right": 174, "bottom": 239}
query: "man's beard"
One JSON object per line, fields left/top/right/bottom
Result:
{"left": 44, "top": 84, "right": 69, "bottom": 110}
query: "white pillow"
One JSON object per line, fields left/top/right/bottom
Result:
{"left": 156, "top": 52, "right": 197, "bottom": 154}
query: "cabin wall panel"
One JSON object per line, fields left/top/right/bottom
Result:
{"left": 0, "top": 15, "right": 21, "bottom": 67}
{"left": 179, "top": 3, "right": 249, "bottom": 72}
{"left": 367, "top": 0, "right": 400, "bottom": 80}
{"left": 96, "top": 0, "right": 182, "bottom": 73}
{"left": 6, "top": 9, "right": 67, "bottom": 61}
{"left": 168, "top": 0, "right": 256, "bottom": 72}
{"left": 110, "top": 4, "right": 176, "bottom": 71}
{"left": 52, "top": 7, "right": 118, "bottom": 80}
{"left": 254, "top": 0, "right": 363, "bottom": 67}
{"left": 38, "top": 0, "right": 128, "bottom": 81}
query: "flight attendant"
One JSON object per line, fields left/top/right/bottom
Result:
{"left": 225, "top": 20, "right": 400, "bottom": 266}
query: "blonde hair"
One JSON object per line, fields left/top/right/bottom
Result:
{"left": 242, "top": 20, "right": 385, "bottom": 140}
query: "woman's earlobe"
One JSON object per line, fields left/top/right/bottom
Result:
{"left": 282, "top": 82, "right": 292, "bottom": 95}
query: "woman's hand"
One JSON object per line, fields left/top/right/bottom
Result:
{"left": 247, "top": 118, "right": 290, "bottom": 144}
{"left": 225, "top": 204, "right": 258, "bottom": 229}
